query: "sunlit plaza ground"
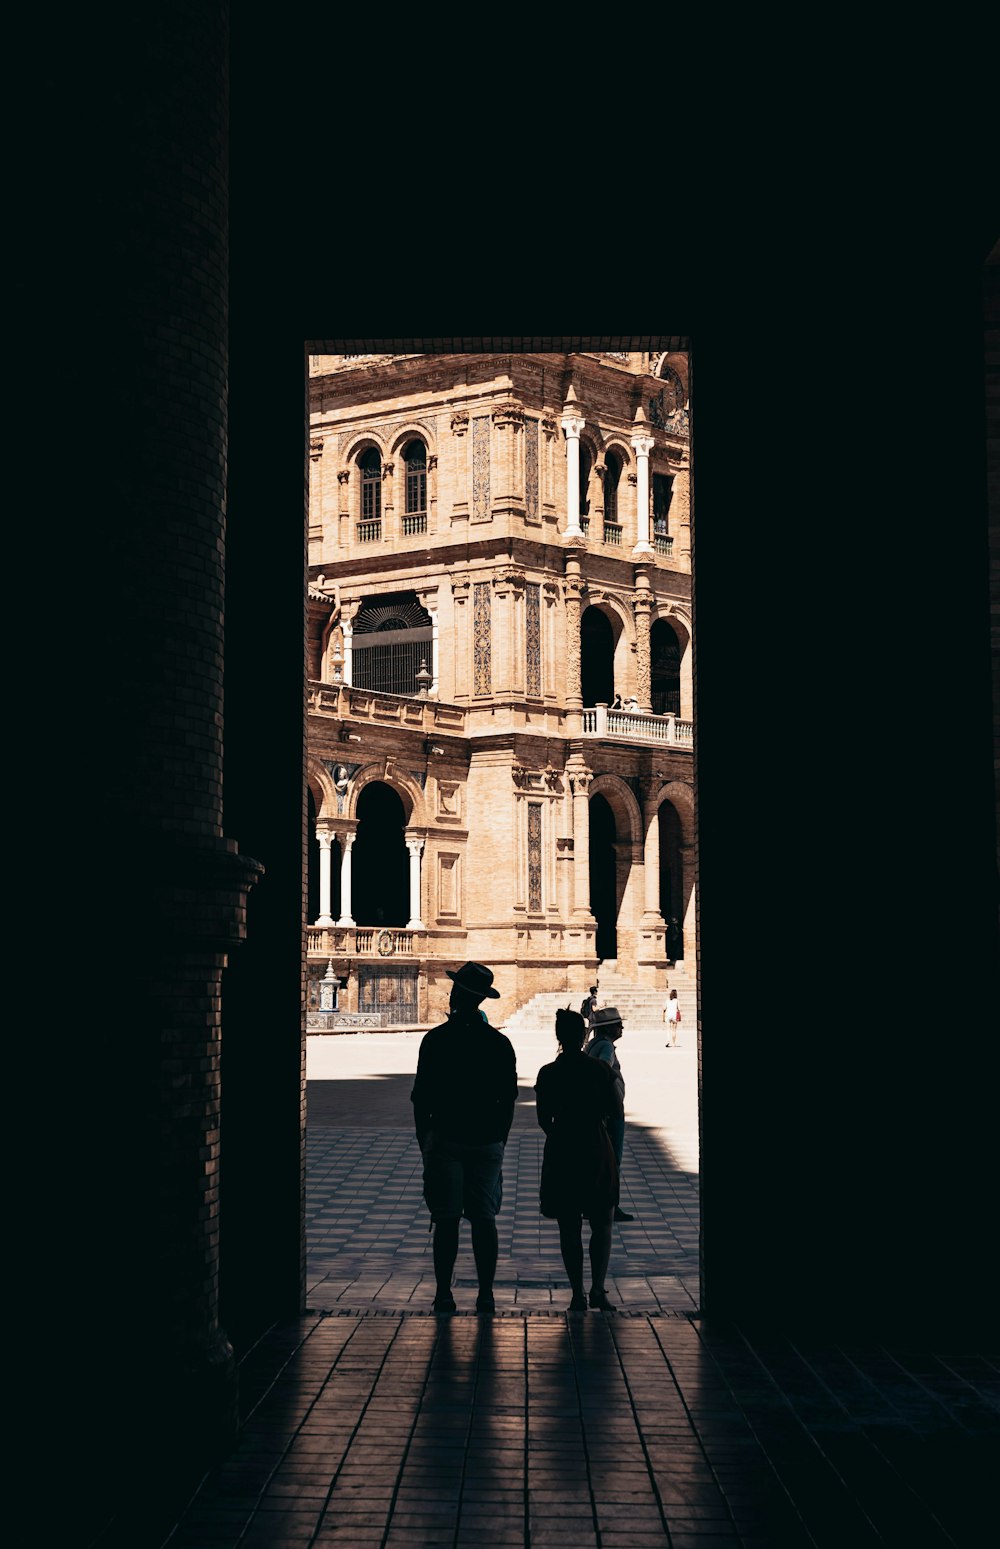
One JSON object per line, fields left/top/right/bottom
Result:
{"left": 306, "top": 1013, "right": 700, "bottom": 1315}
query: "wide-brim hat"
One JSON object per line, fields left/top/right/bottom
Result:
{"left": 447, "top": 961, "right": 501, "bottom": 999}
{"left": 592, "top": 1005, "right": 622, "bottom": 1028}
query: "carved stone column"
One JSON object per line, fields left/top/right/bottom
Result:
{"left": 492, "top": 401, "right": 524, "bottom": 515}
{"left": 381, "top": 458, "right": 395, "bottom": 544}
{"left": 492, "top": 567, "right": 525, "bottom": 696}
{"left": 633, "top": 574, "right": 654, "bottom": 714}
{"left": 564, "top": 556, "right": 585, "bottom": 719}
{"left": 336, "top": 831, "right": 356, "bottom": 927}
{"left": 428, "top": 451, "right": 438, "bottom": 534}
{"left": 451, "top": 577, "right": 470, "bottom": 701}
{"left": 315, "top": 829, "right": 335, "bottom": 926}
{"left": 560, "top": 383, "right": 585, "bottom": 538}
{"left": 342, "top": 613, "right": 353, "bottom": 687}
{"left": 674, "top": 460, "right": 692, "bottom": 561}
{"left": 405, "top": 837, "right": 425, "bottom": 930}
{"left": 337, "top": 468, "right": 350, "bottom": 548}
{"left": 570, "top": 769, "right": 595, "bottom": 920}
{"left": 640, "top": 780, "right": 664, "bottom": 925}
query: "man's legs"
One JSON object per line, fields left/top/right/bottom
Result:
{"left": 470, "top": 1217, "right": 498, "bottom": 1303}
{"left": 432, "top": 1216, "right": 460, "bottom": 1305}
{"left": 607, "top": 1116, "right": 634, "bottom": 1221}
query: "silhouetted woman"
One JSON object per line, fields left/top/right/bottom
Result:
{"left": 535, "top": 1008, "right": 623, "bottom": 1311}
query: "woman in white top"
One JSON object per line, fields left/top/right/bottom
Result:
{"left": 664, "top": 988, "right": 681, "bottom": 1047}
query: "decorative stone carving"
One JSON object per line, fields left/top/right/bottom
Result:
{"left": 569, "top": 771, "right": 592, "bottom": 795}
{"left": 493, "top": 568, "right": 526, "bottom": 592}
{"left": 540, "top": 416, "right": 558, "bottom": 437}
{"left": 492, "top": 402, "right": 525, "bottom": 428}
{"left": 627, "top": 472, "right": 638, "bottom": 486}
{"left": 336, "top": 468, "right": 350, "bottom": 484}
{"left": 451, "top": 410, "right": 469, "bottom": 435}
{"left": 511, "top": 765, "right": 528, "bottom": 787}
{"left": 381, "top": 461, "right": 394, "bottom": 478}
{"left": 310, "top": 439, "right": 324, "bottom": 461}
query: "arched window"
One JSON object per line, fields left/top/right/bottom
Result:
{"left": 603, "top": 451, "right": 622, "bottom": 541}
{"left": 403, "top": 441, "right": 426, "bottom": 514}
{"left": 359, "top": 448, "right": 382, "bottom": 529}
{"left": 653, "top": 473, "right": 674, "bottom": 554}
{"left": 650, "top": 619, "right": 681, "bottom": 716}
{"left": 352, "top": 593, "right": 433, "bottom": 696}
{"left": 579, "top": 445, "right": 591, "bottom": 516}
{"left": 580, "top": 606, "right": 616, "bottom": 707}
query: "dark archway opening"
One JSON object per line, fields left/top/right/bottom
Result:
{"left": 589, "top": 792, "right": 618, "bottom": 960}
{"left": 352, "top": 782, "right": 408, "bottom": 925}
{"left": 307, "top": 788, "right": 320, "bottom": 923}
{"left": 650, "top": 618, "right": 681, "bottom": 716}
{"left": 581, "top": 606, "right": 615, "bottom": 707}
{"left": 658, "top": 800, "right": 683, "bottom": 929}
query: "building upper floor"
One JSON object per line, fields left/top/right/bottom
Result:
{"left": 307, "top": 352, "right": 690, "bottom": 572}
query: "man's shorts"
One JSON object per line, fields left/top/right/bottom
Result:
{"left": 421, "top": 1135, "right": 504, "bottom": 1223}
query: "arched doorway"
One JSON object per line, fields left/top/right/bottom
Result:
{"left": 581, "top": 605, "right": 616, "bottom": 707}
{"left": 658, "top": 800, "right": 683, "bottom": 927}
{"left": 650, "top": 619, "right": 681, "bottom": 715}
{"left": 589, "top": 792, "right": 618, "bottom": 960}
{"left": 352, "top": 782, "right": 408, "bottom": 925}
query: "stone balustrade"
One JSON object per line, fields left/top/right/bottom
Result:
{"left": 308, "top": 681, "right": 467, "bottom": 734}
{"left": 580, "top": 705, "right": 693, "bottom": 745}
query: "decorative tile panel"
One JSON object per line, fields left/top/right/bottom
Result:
{"left": 527, "top": 803, "right": 542, "bottom": 913}
{"left": 472, "top": 416, "right": 490, "bottom": 521}
{"left": 473, "top": 581, "right": 492, "bottom": 694}
{"left": 525, "top": 582, "right": 541, "bottom": 695}
{"left": 525, "top": 417, "right": 538, "bottom": 518}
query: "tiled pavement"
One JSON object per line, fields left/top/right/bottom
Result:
{"left": 105, "top": 1031, "right": 998, "bottom": 1547}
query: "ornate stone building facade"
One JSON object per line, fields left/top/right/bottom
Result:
{"left": 306, "top": 351, "right": 695, "bottom": 1026}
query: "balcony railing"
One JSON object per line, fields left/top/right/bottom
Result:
{"left": 654, "top": 532, "right": 674, "bottom": 555}
{"left": 308, "top": 680, "right": 467, "bottom": 734}
{"left": 581, "top": 705, "right": 692, "bottom": 745}
{"left": 357, "top": 519, "right": 381, "bottom": 542}
{"left": 579, "top": 516, "right": 590, "bottom": 537}
{"left": 603, "top": 522, "right": 623, "bottom": 546}
{"left": 308, "top": 925, "right": 420, "bottom": 958}
{"left": 402, "top": 511, "right": 427, "bottom": 536}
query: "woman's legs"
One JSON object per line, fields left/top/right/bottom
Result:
{"left": 557, "top": 1215, "right": 586, "bottom": 1299}
{"left": 588, "top": 1209, "right": 613, "bottom": 1293}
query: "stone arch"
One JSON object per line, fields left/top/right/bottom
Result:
{"left": 588, "top": 772, "right": 643, "bottom": 845}
{"left": 308, "top": 761, "right": 339, "bottom": 822}
{"left": 601, "top": 435, "right": 634, "bottom": 471}
{"left": 341, "top": 430, "right": 388, "bottom": 467}
{"left": 655, "top": 778, "right": 695, "bottom": 845}
{"left": 346, "top": 762, "right": 424, "bottom": 827}
{"left": 387, "top": 421, "right": 438, "bottom": 461}
{"left": 580, "top": 597, "right": 633, "bottom": 707}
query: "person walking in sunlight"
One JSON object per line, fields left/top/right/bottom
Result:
{"left": 664, "top": 986, "right": 682, "bottom": 1047}
{"left": 411, "top": 962, "right": 518, "bottom": 1315}
{"left": 536, "top": 1007, "right": 622, "bottom": 1311}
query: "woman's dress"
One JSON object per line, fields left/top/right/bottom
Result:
{"left": 535, "top": 1052, "right": 621, "bottom": 1219}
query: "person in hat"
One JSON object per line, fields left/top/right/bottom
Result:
{"left": 585, "top": 1006, "right": 634, "bottom": 1222}
{"left": 411, "top": 962, "right": 518, "bottom": 1314}
{"left": 535, "top": 1007, "right": 622, "bottom": 1311}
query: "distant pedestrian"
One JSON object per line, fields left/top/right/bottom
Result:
{"left": 624, "top": 694, "right": 640, "bottom": 712}
{"left": 666, "top": 916, "right": 682, "bottom": 962}
{"left": 585, "top": 1006, "right": 634, "bottom": 1222}
{"left": 664, "top": 987, "right": 681, "bottom": 1047}
{"left": 411, "top": 962, "right": 518, "bottom": 1314}
{"left": 611, "top": 693, "right": 623, "bottom": 709}
{"left": 579, "top": 984, "right": 600, "bottom": 1034}
{"left": 536, "top": 1008, "right": 622, "bottom": 1311}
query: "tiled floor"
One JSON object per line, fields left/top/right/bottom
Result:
{"left": 93, "top": 1040, "right": 999, "bottom": 1546}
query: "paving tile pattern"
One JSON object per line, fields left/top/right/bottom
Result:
{"left": 306, "top": 1128, "right": 700, "bottom": 1315}
{"left": 148, "top": 1313, "right": 998, "bottom": 1548}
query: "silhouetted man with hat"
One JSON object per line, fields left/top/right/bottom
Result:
{"left": 586, "top": 1005, "right": 635, "bottom": 1222}
{"left": 411, "top": 962, "right": 518, "bottom": 1313}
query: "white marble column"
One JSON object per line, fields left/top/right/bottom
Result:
{"left": 316, "top": 831, "right": 335, "bottom": 926}
{"left": 631, "top": 404, "right": 655, "bottom": 556}
{"left": 342, "top": 615, "right": 353, "bottom": 687}
{"left": 336, "top": 832, "right": 356, "bottom": 927}
{"left": 560, "top": 384, "right": 585, "bottom": 538}
{"left": 405, "top": 837, "right": 425, "bottom": 930}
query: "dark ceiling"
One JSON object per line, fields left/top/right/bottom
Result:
{"left": 304, "top": 337, "right": 690, "bottom": 354}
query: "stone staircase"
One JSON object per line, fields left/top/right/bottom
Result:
{"left": 501, "top": 963, "right": 696, "bottom": 1039}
